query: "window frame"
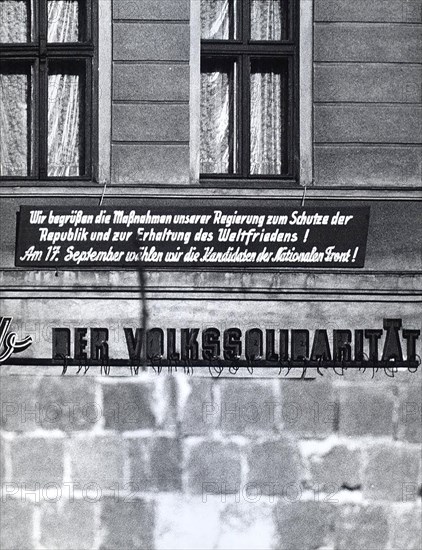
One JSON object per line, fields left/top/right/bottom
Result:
{"left": 0, "top": 0, "right": 97, "bottom": 182}
{"left": 199, "top": 0, "right": 300, "bottom": 185}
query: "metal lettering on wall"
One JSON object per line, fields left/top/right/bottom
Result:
{"left": 1, "top": 318, "right": 420, "bottom": 377}
{"left": 16, "top": 206, "right": 370, "bottom": 268}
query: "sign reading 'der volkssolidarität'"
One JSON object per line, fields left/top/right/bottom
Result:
{"left": 16, "top": 206, "right": 370, "bottom": 268}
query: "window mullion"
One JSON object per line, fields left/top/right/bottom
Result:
{"left": 39, "top": 0, "right": 47, "bottom": 55}
{"left": 84, "top": 59, "right": 92, "bottom": 177}
{"left": 241, "top": 0, "right": 249, "bottom": 45}
{"left": 33, "top": 0, "right": 39, "bottom": 44}
{"left": 241, "top": 55, "right": 250, "bottom": 177}
{"left": 290, "top": 53, "right": 299, "bottom": 178}
{"left": 38, "top": 58, "right": 48, "bottom": 179}
{"left": 241, "top": 1, "right": 250, "bottom": 176}
{"left": 36, "top": 0, "right": 46, "bottom": 178}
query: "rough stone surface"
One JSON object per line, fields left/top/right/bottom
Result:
{"left": 309, "top": 445, "right": 362, "bottom": 491}
{"left": 102, "top": 382, "right": 156, "bottom": 431}
{"left": 398, "top": 384, "right": 422, "bottom": 443}
{"left": 219, "top": 380, "right": 277, "bottom": 434}
{"left": 363, "top": 445, "right": 421, "bottom": 501}
{"left": 68, "top": 436, "right": 124, "bottom": 488}
{"left": 274, "top": 502, "right": 336, "bottom": 550}
{"left": 279, "top": 379, "right": 336, "bottom": 437}
{"left": 100, "top": 497, "right": 155, "bottom": 550}
{"left": 180, "top": 378, "right": 216, "bottom": 435}
{"left": 335, "top": 505, "right": 390, "bottom": 550}
{"left": 389, "top": 504, "right": 422, "bottom": 550}
{"left": 10, "top": 437, "right": 63, "bottom": 486}
{"left": 0, "top": 376, "right": 40, "bottom": 432}
{"left": 40, "top": 501, "right": 96, "bottom": 550}
{"left": 129, "top": 437, "right": 182, "bottom": 491}
{"left": 37, "top": 377, "right": 97, "bottom": 432}
{"left": 186, "top": 441, "right": 242, "bottom": 495}
{"left": 0, "top": 499, "right": 34, "bottom": 549}
{"left": 338, "top": 386, "right": 395, "bottom": 436}
{"left": 247, "top": 438, "right": 303, "bottom": 495}
{"left": 219, "top": 501, "right": 276, "bottom": 550}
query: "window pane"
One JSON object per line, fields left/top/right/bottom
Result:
{"left": 48, "top": 62, "right": 84, "bottom": 176}
{"left": 250, "top": 60, "right": 287, "bottom": 175}
{"left": 250, "top": 0, "right": 286, "bottom": 41}
{"left": 201, "top": 60, "right": 237, "bottom": 174}
{"left": 0, "top": 64, "right": 33, "bottom": 176}
{"left": 48, "top": 0, "right": 80, "bottom": 42}
{"left": 201, "top": 0, "right": 236, "bottom": 40}
{"left": 0, "top": 0, "right": 31, "bottom": 42}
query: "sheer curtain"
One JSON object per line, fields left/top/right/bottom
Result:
{"left": 201, "top": 0, "right": 233, "bottom": 174}
{"left": 48, "top": 0, "right": 79, "bottom": 42}
{"left": 48, "top": 71, "right": 80, "bottom": 176}
{"left": 201, "top": 0, "right": 230, "bottom": 40}
{"left": 0, "top": 1, "right": 31, "bottom": 176}
{"left": 0, "top": 71, "right": 30, "bottom": 176}
{"left": 250, "top": 69, "right": 282, "bottom": 175}
{"left": 48, "top": 0, "right": 80, "bottom": 176}
{"left": 200, "top": 69, "right": 231, "bottom": 174}
{"left": 251, "top": 0, "right": 282, "bottom": 41}
{"left": 250, "top": 1, "right": 284, "bottom": 174}
{"left": 0, "top": 1, "right": 29, "bottom": 42}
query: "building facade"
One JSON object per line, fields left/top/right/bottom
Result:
{"left": 0, "top": 1, "right": 421, "bottom": 548}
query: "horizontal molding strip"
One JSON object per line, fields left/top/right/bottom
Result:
{"left": 1, "top": 270, "right": 421, "bottom": 299}
{"left": 1, "top": 293, "right": 420, "bottom": 303}
{"left": 0, "top": 187, "right": 421, "bottom": 200}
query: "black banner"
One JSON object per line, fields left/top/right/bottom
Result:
{"left": 16, "top": 205, "right": 370, "bottom": 268}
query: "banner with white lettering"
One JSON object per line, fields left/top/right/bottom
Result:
{"left": 16, "top": 206, "right": 370, "bottom": 268}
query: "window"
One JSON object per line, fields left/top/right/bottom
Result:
{"left": 200, "top": 0, "right": 299, "bottom": 181}
{"left": 0, "top": 0, "right": 95, "bottom": 179}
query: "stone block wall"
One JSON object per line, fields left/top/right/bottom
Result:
{"left": 1, "top": 369, "right": 421, "bottom": 549}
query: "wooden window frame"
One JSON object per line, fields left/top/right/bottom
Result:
{"left": 0, "top": 0, "right": 97, "bottom": 182}
{"left": 200, "top": 0, "right": 300, "bottom": 186}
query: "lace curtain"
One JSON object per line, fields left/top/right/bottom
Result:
{"left": 48, "top": 1, "right": 80, "bottom": 176}
{"left": 0, "top": 2, "right": 31, "bottom": 176}
{"left": 0, "top": 0, "right": 79, "bottom": 42}
{"left": 0, "top": 0, "right": 81, "bottom": 177}
{"left": 0, "top": 72, "right": 30, "bottom": 176}
{"left": 48, "top": 72, "right": 80, "bottom": 176}
{"left": 48, "top": 0, "right": 79, "bottom": 42}
{"left": 251, "top": 0, "right": 282, "bottom": 41}
{"left": 200, "top": 0, "right": 284, "bottom": 175}
{"left": 200, "top": 69, "right": 231, "bottom": 174}
{"left": 201, "top": 0, "right": 230, "bottom": 40}
{"left": 0, "top": 1, "right": 29, "bottom": 42}
{"left": 250, "top": 69, "right": 282, "bottom": 175}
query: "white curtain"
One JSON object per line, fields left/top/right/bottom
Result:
{"left": 250, "top": 0, "right": 284, "bottom": 174}
{"left": 200, "top": 70, "right": 231, "bottom": 174}
{"left": 201, "top": 0, "right": 230, "bottom": 40}
{"left": 48, "top": 72, "right": 80, "bottom": 176}
{"left": 0, "top": 1, "right": 28, "bottom": 42}
{"left": 251, "top": 0, "right": 282, "bottom": 41}
{"left": 0, "top": 72, "right": 30, "bottom": 175}
{"left": 48, "top": 0, "right": 80, "bottom": 176}
{"left": 0, "top": 0, "right": 79, "bottom": 43}
{"left": 250, "top": 70, "right": 282, "bottom": 174}
{"left": 48, "top": 0, "right": 79, "bottom": 42}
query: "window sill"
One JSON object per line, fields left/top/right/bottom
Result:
{"left": 199, "top": 178, "right": 300, "bottom": 189}
{"left": 0, "top": 184, "right": 420, "bottom": 202}
{"left": 0, "top": 180, "right": 102, "bottom": 190}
